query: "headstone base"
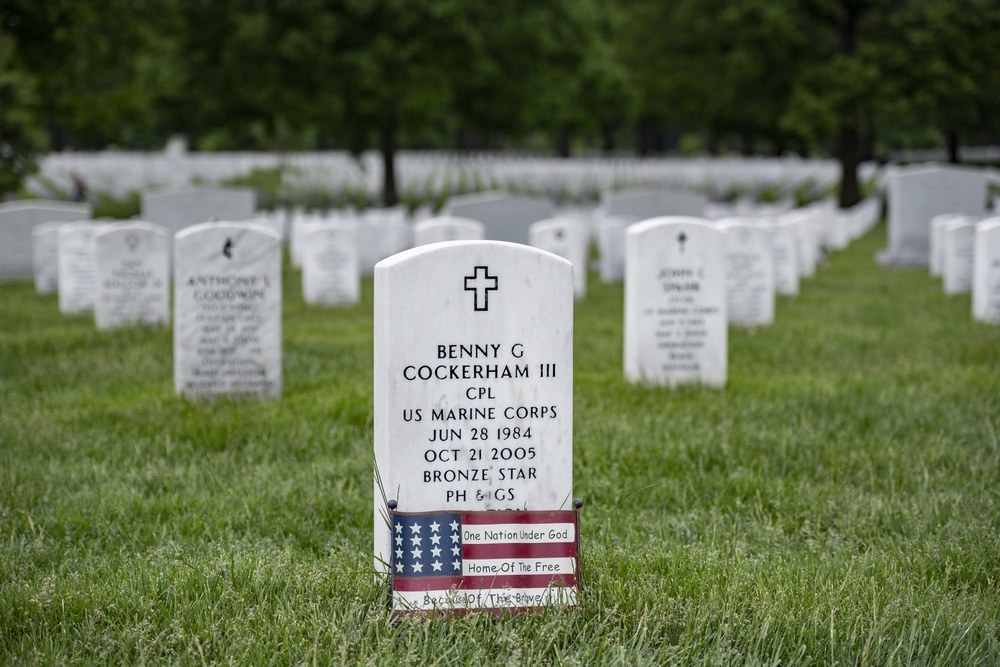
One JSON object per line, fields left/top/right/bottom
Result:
{"left": 875, "top": 249, "right": 929, "bottom": 268}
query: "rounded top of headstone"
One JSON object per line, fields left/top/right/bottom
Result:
{"left": 529, "top": 217, "right": 587, "bottom": 233}
{"left": 413, "top": 215, "right": 484, "bottom": 230}
{"left": 944, "top": 216, "right": 980, "bottom": 230}
{"left": 175, "top": 220, "right": 281, "bottom": 241}
{"left": 374, "top": 239, "right": 573, "bottom": 271}
{"left": 714, "top": 216, "right": 759, "bottom": 229}
{"left": 628, "top": 216, "right": 712, "bottom": 235}
{"left": 58, "top": 221, "right": 102, "bottom": 234}
{"left": 94, "top": 221, "right": 168, "bottom": 239}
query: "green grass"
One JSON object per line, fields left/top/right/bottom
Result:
{"left": 2, "top": 226, "right": 999, "bottom": 665}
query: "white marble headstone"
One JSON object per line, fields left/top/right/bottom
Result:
{"left": 365, "top": 207, "right": 412, "bottom": 258}
{"left": 603, "top": 189, "right": 708, "bottom": 221}
{"left": 942, "top": 218, "right": 978, "bottom": 295}
{"left": 768, "top": 219, "right": 800, "bottom": 296}
{"left": 855, "top": 197, "right": 881, "bottom": 237}
{"left": 383, "top": 216, "right": 413, "bottom": 257}
{"left": 174, "top": 222, "right": 282, "bottom": 398}
{"left": 0, "top": 200, "right": 91, "bottom": 282}
{"left": 356, "top": 214, "right": 407, "bottom": 275}
{"left": 373, "top": 241, "right": 574, "bottom": 571}
{"left": 845, "top": 197, "right": 880, "bottom": 241}
{"left": 301, "top": 221, "right": 360, "bottom": 306}
{"left": 624, "top": 217, "right": 727, "bottom": 387}
{"left": 57, "top": 222, "right": 102, "bottom": 314}
{"left": 598, "top": 216, "right": 628, "bottom": 283}
{"left": 721, "top": 221, "right": 775, "bottom": 326}
{"left": 929, "top": 214, "right": 960, "bottom": 277}
{"left": 806, "top": 207, "right": 831, "bottom": 250}
{"left": 412, "top": 216, "right": 485, "bottom": 246}
{"left": 881, "top": 165, "right": 989, "bottom": 266}
{"left": 142, "top": 186, "right": 256, "bottom": 237}
{"left": 94, "top": 222, "right": 170, "bottom": 329}
{"left": 827, "top": 210, "right": 850, "bottom": 251}
{"left": 289, "top": 211, "right": 317, "bottom": 269}
{"left": 788, "top": 212, "right": 818, "bottom": 278}
{"left": 443, "top": 192, "right": 555, "bottom": 244}
{"left": 246, "top": 215, "right": 285, "bottom": 240}
{"left": 973, "top": 218, "right": 1000, "bottom": 322}
{"left": 528, "top": 217, "right": 589, "bottom": 299}
{"left": 32, "top": 222, "right": 62, "bottom": 294}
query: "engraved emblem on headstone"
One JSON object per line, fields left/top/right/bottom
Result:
{"left": 677, "top": 231, "right": 688, "bottom": 254}
{"left": 463, "top": 265, "right": 498, "bottom": 311}
{"left": 223, "top": 238, "right": 233, "bottom": 259}
{"left": 124, "top": 232, "right": 141, "bottom": 252}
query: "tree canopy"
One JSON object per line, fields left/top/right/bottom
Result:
{"left": 2, "top": 0, "right": 997, "bottom": 204}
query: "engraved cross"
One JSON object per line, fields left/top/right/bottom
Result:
{"left": 464, "top": 266, "right": 498, "bottom": 312}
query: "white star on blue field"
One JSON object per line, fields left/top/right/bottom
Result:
{"left": 393, "top": 512, "right": 462, "bottom": 576}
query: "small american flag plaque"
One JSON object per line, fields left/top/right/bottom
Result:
{"left": 389, "top": 509, "right": 580, "bottom": 617}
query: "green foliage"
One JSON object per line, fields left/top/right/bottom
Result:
{"left": 0, "top": 30, "right": 45, "bottom": 197}
{"left": 220, "top": 167, "right": 284, "bottom": 210}
{"left": 3, "top": 0, "right": 999, "bottom": 203}
{"left": 4, "top": 0, "right": 178, "bottom": 150}
{"left": 91, "top": 192, "right": 141, "bottom": 220}
{"left": 1, "top": 226, "right": 1000, "bottom": 663}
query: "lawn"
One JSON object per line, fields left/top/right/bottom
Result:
{"left": 2, "top": 224, "right": 999, "bottom": 665}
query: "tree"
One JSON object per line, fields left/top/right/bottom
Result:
{"left": 448, "top": 0, "right": 603, "bottom": 154}
{"left": 167, "top": 0, "right": 343, "bottom": 151}
{"left": 530, "top": 0, "right": 636, "bottom": 157}
{"left": 0, "top": 29, "right": 45, "bottom": 196}
{"left": 4, "top": 0, "right": 174, "bottom": 150}
{"left": 617, "top": 0, "right": 810, "bottom": 156}
{"left": 879, "top": 0, "right": 1000, "bottom": 163}
{"left": 778, "top": 0, "right": 888, "bottom": 207}
{"left": 334, "top": 0, "right": 471, "bottom": 205}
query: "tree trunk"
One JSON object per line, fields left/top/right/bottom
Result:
{"left": 837, "top": 121, "right": 861, "bottom": 208}
{"left": 862, "top": 125, "right": 876, "bottom": 162}
{"left": 946, "top": 130, "right": 960, "bottom": 164}
{"left": 835, "top": 0, "right": 864, "bottom": 209}
{"left": 636, "top": 117, "right": 654, "bottom": 157}
{"left": 556, "top": 126, "right": 572, "bottom": 158}
{"left": 706, "top": 132, "right": 721, "bottom": 156}
{"left": 380, "top": 114, "right": 397, "bottom": 207}
{"left": 601, "top": 122, "right": 616, "bottom": 154}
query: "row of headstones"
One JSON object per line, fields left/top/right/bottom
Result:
{"left": 293, "top": 214, "right": 589, "bottom": 304}
{"left": 18, "top": 210, "right": 887, "bottom": 594}
{"left": 295, "top": 197, "right": 879, "bottom": 316}
{"left": 14, "top": 181, "right": 884, "bottom": 422}
{"left": 929, "top": 214, "right": 1000, "bottom": 321}
{"left": 879, "top": 163, "right": 999, "bottom": 266}
{"left": 32, "top": 218, "right": 282, "bottom": 398}
{"left": 12, "top": 183, "right": 878, "bottom": 324}
{"left": 29, "top": 205, "right": 880, "bottom": 409}
{"left": 370, "top": 205, "right": 875, "bottom": 574}
{"left": 5, "top": 183, "right": 869, "bottom": 292}
{"left": 33, "top": 220, "right": 171, "bottom": 329}
{"left": 195, "top": 199, "right": 883, "bottom": 401}
{"left": 0, "top": 190, "right": 266, "bottom": 282}
{"left": 872, "top": 163, "right": 1000, "bottom": 322}
{"left": 289, "top": 190, "right": 881, "bottom": 314}
{"left": 595, "top": 196, "right": 881, "bottom": 284}
{"left": 36, "top": 150, "right": 850, "bottom": 205}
